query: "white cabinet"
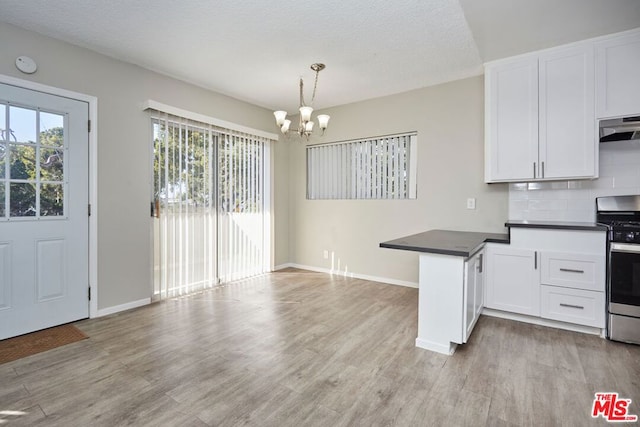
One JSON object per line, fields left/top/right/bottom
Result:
{"left": 485, "top": 57, "right": 538, "bottom": 181}
{"left": 485, "top": 245, "right": 540, "bottom": 316}
{"left": 485, "top": 228, "right": 607, "bottom": 329}
{"left": 540, "top": 252, "right": 605, "bottom": 292}
{"left": 485, "top": 44, "right": 597, "bottom": 182}
{"left": 539, "top": 46, "right": 596, "bottom": 179}
{"left": 539, "top": 251, "right": 605, "bottom": 328}
{"left": 416, "top": 248, "right": 485, "bottom": 355}
{"left": 595, "top": 30, "right": 640, "bottom": 119}
{"left": 540, "top": 285, "right": 605, "bottom": 328}
{"left": 464, "top": 250, "right": 484, "bottom": 342}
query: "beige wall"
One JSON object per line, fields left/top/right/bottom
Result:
{"left": 0, "top": 23, "right": 289, "bottom": 310}
{"left": 1, "top": 22, "right": 509, "bottom": 310}
{"left": 288, "top": 76, "right": 509, "bottom": 284}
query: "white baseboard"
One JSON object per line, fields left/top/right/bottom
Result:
{"left": 273, "top": 263, "right": 418, "bottom": 289}
{"left": 415, "top": 338, "right": 457, "bottom": 355}
{"left": 95, "top": 298, "right": 151, "bottom": 317}
{"left": 482, "top": 308, "right": 604, "bottom": 336}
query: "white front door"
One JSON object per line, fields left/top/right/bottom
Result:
{"left": 0, "top": 83, "right": 89, "bottom": 340}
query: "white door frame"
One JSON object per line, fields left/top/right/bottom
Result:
{"left": 0, "top": 73, "right": 99, "bottom": 318}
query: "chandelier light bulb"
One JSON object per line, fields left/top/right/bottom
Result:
{"left": 305, "top": 121, "right": 314, "bottom": 132}
{"left": 274, "top": 110, "right": 287, "bottom": 126}
{"left": 281, "top": 119, "right": 291, "bottom": 134}
{"left": 317, "top": 114, "right": 330, "bottom": 130}
{"left": 299, "top": 106, "right": 313, "bottom": 123}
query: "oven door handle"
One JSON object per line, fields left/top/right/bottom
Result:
{"left": 610, "top": 243, "right": 640, "bottom": 254}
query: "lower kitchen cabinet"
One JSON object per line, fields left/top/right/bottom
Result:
{"left": 485, "top": 227, "right": 606, "bottom": 329}
{"left": 540, "top": 251, "right": 604, "bottom": 291}
{"left": 538, "top": 251, "right": 605, "bottom": 328}
{"left": 485, "top": 245, "right": 540, "bottom": 316}
{"left": 416, "top": 248, "right": 486, "bottom": 354}
{"left": 540, "top": 284, "right": 605, "bottom": 328}
{"left": 464, "top": 250, "right": 484, "bottom": 341}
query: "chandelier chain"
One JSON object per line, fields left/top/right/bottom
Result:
{"left": 311, "top": 69, "right": 320, "bottom": 104}
{"left": 299, "top": 78, "right": 306, "bottom": 107}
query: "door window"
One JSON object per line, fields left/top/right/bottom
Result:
{"left": 1, "top": 104, "right": 66, "bottom": 219}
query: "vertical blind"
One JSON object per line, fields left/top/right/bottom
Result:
{"left": 307, "top": 132, "right": 417, "bottom": 199}
{"left": 217, "top": 132, "right": 266, "bottom": 283}
{"left": 151, "top": 111, "right": 271, "bottom": 299}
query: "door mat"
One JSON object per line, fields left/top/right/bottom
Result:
{"left": 0, "top": 324, "right": 88, "bottom": 365}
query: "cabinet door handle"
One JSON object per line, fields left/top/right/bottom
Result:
{"left": 479, "top": 254, "right": 483, "bottom": 273}
{"left": 560, "top": 303, "right": 584, "bottom": 310}
{"left": 533, "top": 162, "right": 537, "bottom": 179}
{"left": 559, "top": 268, "right": 584, "bottom": 274}
{"left": 534, "top": 251, "right": 537, "bottom": 269}
{"left": 541, "top": 161, "right": 545, "bottom": 178}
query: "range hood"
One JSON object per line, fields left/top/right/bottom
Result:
{"left": 600, "top": 116, "right": 640, "bottom": 142}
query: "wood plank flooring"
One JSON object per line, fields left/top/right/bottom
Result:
{"left": 1, "top": 269, "right": 639, "bottom": 426}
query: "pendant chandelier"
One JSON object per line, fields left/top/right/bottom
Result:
{"left": 273, "top": 63, "right": 330, "bottom": 139}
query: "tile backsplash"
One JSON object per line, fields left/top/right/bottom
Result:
{"left": 509, "top": 140, "right": 640, "bottom": 222}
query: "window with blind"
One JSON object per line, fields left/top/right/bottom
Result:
{"left": 307, "top": 132, "right": 417, "bottom": 200}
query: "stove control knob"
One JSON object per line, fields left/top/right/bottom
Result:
{"left": 627, "top": 232, "right": 636, "bottom": 242}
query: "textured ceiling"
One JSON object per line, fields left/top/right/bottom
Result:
{"left": 460, "top": 0, "right": 640, "bottom": 61}
{"left": 0, "top": 0, "right": 638, "bottom": 113}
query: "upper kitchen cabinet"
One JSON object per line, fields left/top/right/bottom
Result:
{"left": 539, "top": 45, "right": 595, "bottom": 180}
{"left": 485, "top": 57, "right": 538, "bottom": 182}
{"left": 595, "top": 29, "right": 640, "bottom": 119}
{"left": 485, "top": 44, "right": 597, "bottom": 183}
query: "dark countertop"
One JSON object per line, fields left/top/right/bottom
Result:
{"left": 380, "top": 229, "right": 510, "bottom": 258}
{"left": 506, "top": 220, "right": 607, "bottom": 231}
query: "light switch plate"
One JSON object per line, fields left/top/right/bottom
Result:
{"left": 467, "top": 198, "right": 476, "bottom": 210}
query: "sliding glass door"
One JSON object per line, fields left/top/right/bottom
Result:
{"left": 151, "top": 114, "right": 268, "bottom": 299}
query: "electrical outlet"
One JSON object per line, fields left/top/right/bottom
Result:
{"left": 466, "top": 198, "right": 476, "bottom": 210}
{"left": 323, "top": 250, "right": 329, "bottom": 259}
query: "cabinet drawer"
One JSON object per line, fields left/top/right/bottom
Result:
{"left": 540, "top": 285, "right": 605, "bottom": 328}
{"left": 540, "top": 252, "right": 605, "bottom": 291}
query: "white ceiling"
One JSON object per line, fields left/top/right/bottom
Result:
{"left": 1, "top": 0, "right": 639, "bottom": 112}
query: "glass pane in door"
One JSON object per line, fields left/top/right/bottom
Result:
{"left": 9, "top": 106, "right": 36, "bottom": 144}
{"left": 40, "top": 183, "right": 64, "bottom": 216}
{"left": 0, "top": 104, "right": 6, "bottom": 141}
{"left": 40, "top": 148, "right": 64, "bottom": 181}
{"left": 39, "top": 112, "right": 64, "bottom": 146}
{"left": 10, "top": 182, "right": 36, "bottom": 216}
{"left": 0, "top": 143, "right": 5, "bottom": 177}
{"left": 9, "top": 144, "right": 36, "bottom": 180}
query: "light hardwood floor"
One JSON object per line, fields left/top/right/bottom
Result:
{"left": 1, "top": 269, "right": 639, "bottom": 426}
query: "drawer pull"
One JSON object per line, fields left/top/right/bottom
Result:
{"left": 559, "top": 303, "right": 584, "bottom": 310}
{"left": 559, "top": 268, "right": 584, "bottom": 274}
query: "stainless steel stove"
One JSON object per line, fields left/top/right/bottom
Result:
{"left": 596, "top": 195, "right": 640, "bottom": 345}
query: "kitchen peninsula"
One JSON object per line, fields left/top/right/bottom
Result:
{"left": 381, "top": 230, "right": 509, "bottom": 355}
{"left": 381, "top": 222, "right": 607, "bottom": 355}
